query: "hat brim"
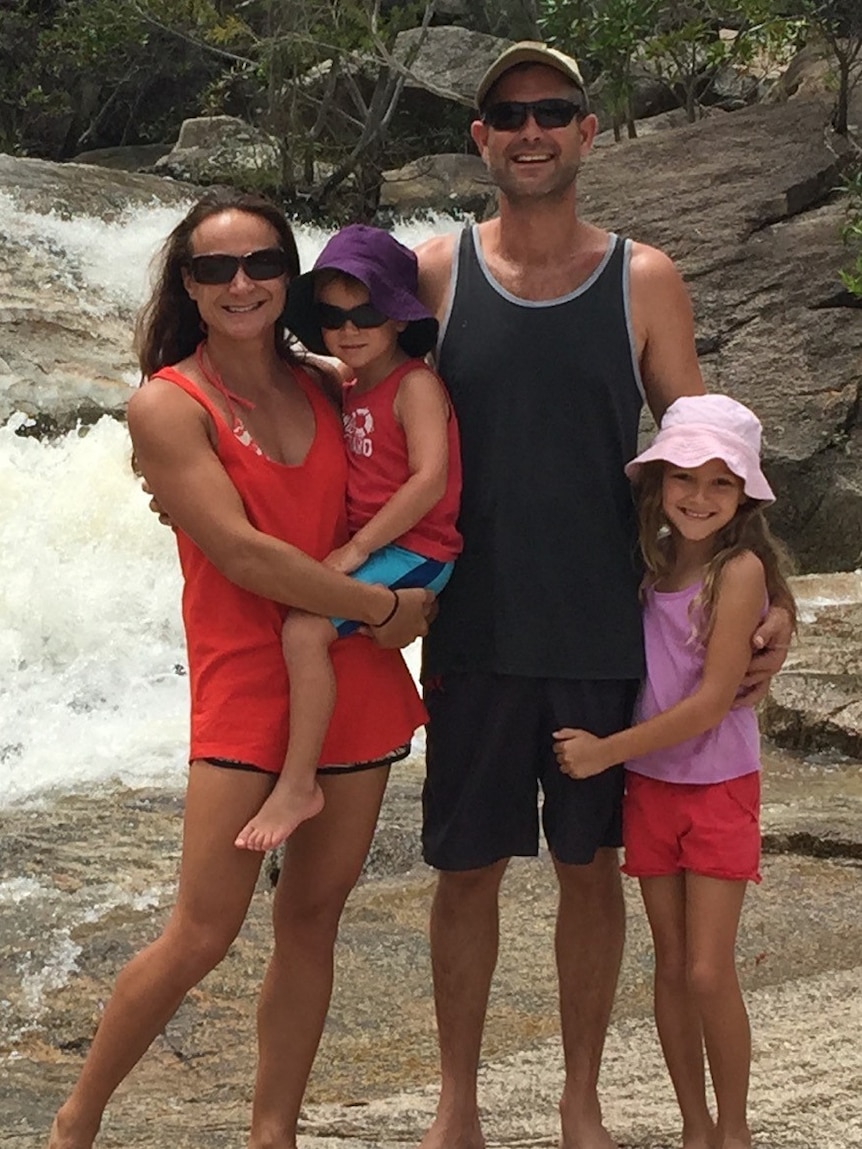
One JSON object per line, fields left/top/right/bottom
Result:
{"left": 284, "top": 270, "right": 438, "bottom": 358}
{"left": 625, "top": 425, "right": 775, "bottom": 504}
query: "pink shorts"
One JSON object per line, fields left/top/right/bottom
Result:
{"left": 622, "top": 770, "right": 761, "bottom": 883}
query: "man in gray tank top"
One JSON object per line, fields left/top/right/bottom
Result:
{"left": 412, "top": 41, "right": 792, "bottom": 1149}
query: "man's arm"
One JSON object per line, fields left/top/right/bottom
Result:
{"left": 629, "top": 242, "right": 706, "bottom": 420}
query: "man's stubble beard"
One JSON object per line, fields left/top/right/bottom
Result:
{"left": 489, "top": 153, "right": 581, "bottom": 206}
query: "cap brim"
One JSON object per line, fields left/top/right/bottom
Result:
{"left": 625, "top": 432, "right": 775, "bottom": 505}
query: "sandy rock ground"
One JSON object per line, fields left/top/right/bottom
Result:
{"left": 2, "top": 577, "right": 861, "bottom": 1148}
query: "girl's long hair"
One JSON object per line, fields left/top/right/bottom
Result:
{"left": 134, "top": 188, "right": 302, "bottom": 379}
{"left": 636, "top": 460, "right": 796, "bottom": 642}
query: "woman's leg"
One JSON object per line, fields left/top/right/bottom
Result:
{"left": 48, "top": 762, "right": 272, "bottom": 1149}
{"left": 235, "top": 612, "right": 337, "bottom": 852}
{"left": 640, "top": 875, "right": 715, "bottom": 1149}
{"left": 686, "top": 875, "right": 750, "bottom": 1149}
{"left": 248, "top": 762, "right": 390, "bottom": 1149}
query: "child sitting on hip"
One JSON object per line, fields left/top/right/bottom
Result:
{"left": 235, "top": 225, "right": 462, "bottom": 852}
{"left": 554, "top": 394, "right": 795, "bottom": 1149}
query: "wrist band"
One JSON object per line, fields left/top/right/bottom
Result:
{"left": 371, "top": 589, "right": 399, "bottom": 628}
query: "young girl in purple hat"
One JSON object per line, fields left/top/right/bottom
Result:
{"left": 553, "top": 394, "right": 795, "bottom": 1149}
{"left": 235, "top": 224, "right": 462, "bottom": 852}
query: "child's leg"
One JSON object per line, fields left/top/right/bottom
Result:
{"left": 686, "top": 874, "right": 751, "bottom": 1149}
{"left": 235, "top": 612, "right": 336, "bottom": 852}
{"left": 640, "top": 874, "right": 715, "bottom": 1149}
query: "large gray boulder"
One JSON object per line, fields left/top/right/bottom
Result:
{"left": 379, "top": 153, "right": 493, "bottom": 216}
{"left": 155, "top": 115, "right": 281, "bottom": 190}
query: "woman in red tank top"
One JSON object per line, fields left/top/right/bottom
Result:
{"left": 47, "top": 190, "right": 431, "bottom": 1149}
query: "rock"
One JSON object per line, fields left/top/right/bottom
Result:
{"left": 575, "top": 96, "right": 862, "bottom": 572}
{"left": 154, "top": 115, "right": 282, "bottom": 191}
{"left": 379, "top": 153, "right": 494, "bottom": 216}
{"left": 762, "top": 573, "right": 862, "bottom": 758}
{"left": 392, "top": 25, "right": 506, "bottom": 104}
{"left": 0, "top": 154, "right": 198, "bottom": 431}
{"left": 69, "top": 144, "right": 173, "bottom": 172}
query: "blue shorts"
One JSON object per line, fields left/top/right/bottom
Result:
{"left": 332, "top": 544, "right": 454, "bottom": 637}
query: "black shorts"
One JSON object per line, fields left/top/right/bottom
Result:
{"left": 422, "top": 673, "right": 638, "bottom": 871}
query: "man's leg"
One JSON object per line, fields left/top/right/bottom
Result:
{"left": 419, "top": 859, "right": 508, "bottom": 1149}
{"left": 554, "top": 848, "right": 625, "bottom": 1149}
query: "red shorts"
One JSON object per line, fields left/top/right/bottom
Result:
{"left": 622, "top": 770, "right": 761, "bottom": 883}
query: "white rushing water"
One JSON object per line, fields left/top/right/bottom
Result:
{"left": 0, "top": 201, "right": 457, "bottom": 807}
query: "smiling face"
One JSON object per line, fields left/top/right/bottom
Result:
{"left": 182, "top": 209, "right": 288, "bottom": 342}
{"left": 661, "top": 458, "right": 746, "bottom": 545}
{"left": 470, "top": 64, "right": 597, "bottom": 204}
{"left": 315, "top": 275, "right": 405, "bottom": 385}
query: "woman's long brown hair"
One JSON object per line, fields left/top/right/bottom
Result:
{"left": 134, "top": 188, "right": 302, "bottom": 379}
{"left": 636, "top": 460, "right": 796, "bottom": 643}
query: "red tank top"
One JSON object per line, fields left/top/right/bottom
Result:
{"left": 152, "top": 361, "right": 426, "bottom": 772}
{"left": 343, "top": 359, "right": 462, "bottom": 561}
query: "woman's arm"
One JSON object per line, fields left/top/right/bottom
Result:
{"left": 554, "top": 552, "right": 768, "bottom": 778}
{"left": 127, "top": 378, "right": 432, "bottom": 643}
{"left": 327, "top": 366, "right": 452, "bottom": 573}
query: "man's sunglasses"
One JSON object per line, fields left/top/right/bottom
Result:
{"left": 317, "top": 302, "right": 389, "bottom": 330}
{"left": 482, "top": 98, "right": 583, "bottom": 132}
{"left": 187, "top": 248, "right": 289, "bottom": 285}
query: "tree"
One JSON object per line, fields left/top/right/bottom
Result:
{"left": 789, "top": 0, "right": 862, "bottom": 134}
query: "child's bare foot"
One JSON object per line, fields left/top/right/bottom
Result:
{"left": 682, "top": 1129, "right": 716, "bottom": 1149}
{"left": 235, "top": 782, "right": 325, "bottom": 851}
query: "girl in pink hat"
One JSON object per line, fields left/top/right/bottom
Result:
{"left": 554, "top": 393, "right": 795, "bottom": 1149}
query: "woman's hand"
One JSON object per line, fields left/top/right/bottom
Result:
{"left": 369, "top": 588, "right": 435, "bottom": 649}
{"left": 735, "top": 603, "right": 794, "bottom": 707}
{"left": 553, "top": 728, "right": 613, "bottom": 779}
{"left": 142, "top": 480, "right": 174, "bottom": 528}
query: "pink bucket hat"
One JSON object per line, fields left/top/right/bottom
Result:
{"left": 625, "top": 394, "right": 775, "bottom": 504}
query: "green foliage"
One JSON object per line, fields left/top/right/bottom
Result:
{"left": 785, "top": 0, "right": 862, "bottom": 133}
{"left": 839, "top": 166, "right": 862, "bottom": 297}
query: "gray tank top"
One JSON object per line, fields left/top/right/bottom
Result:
{"left": 424, "top": 225, "right": 646, "bottom": 681}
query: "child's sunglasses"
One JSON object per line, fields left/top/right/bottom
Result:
{"left": 187, "top": 248, "right": 289, "bottom": 285}
{"left": 317, "top": 302, "right": 389, "bottom": 330}
{"left": 481, "top": 98, "right": 583, "bottom": 132}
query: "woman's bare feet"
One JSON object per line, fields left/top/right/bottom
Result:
{"left": 234, "top": 780, "right": 325, "bottom": 851}
{"left": 46, "top": 1106, "right": 100, "bottom": 1149}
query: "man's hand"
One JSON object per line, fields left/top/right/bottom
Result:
{"left": 369, "top": 587, "right": 434, "bottom": 649}
{"left": 142, "top": 480, "right": 174, "bottom": 528}
{"left": 324, "top": 540, "right": 369, "bottom": 575}
{"left": 735, "top": 603, "right": 794, "bottom": 707}
{"left": 553, "top": 728, "right": 613, "bottom": 779}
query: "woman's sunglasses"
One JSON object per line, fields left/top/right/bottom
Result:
{"left": 317, "top": 302, "right": 389, "bottom": 330}
{"left": 188, "top": 248, "right": 289, "bottom": 285}
{"left": 481, "top": 98, "right": 583, "bottom": 132}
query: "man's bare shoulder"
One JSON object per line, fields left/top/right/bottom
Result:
{"left": 415, "top": 232, "right": 458, "bottom": 320}
{"left": 629, "top": 240, "right": 684, "bottom": 288}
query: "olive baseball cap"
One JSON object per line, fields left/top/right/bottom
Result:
{"left": 476, "top": 41, "right": 589, "bottom": 112}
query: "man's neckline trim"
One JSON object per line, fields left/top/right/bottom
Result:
{"left": 470, "top": 224, "right": 617, "bottom": 307}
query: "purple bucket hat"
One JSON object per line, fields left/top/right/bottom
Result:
{"left": 284, "top": 224, "right": 438, "bottom": 358}
{"left": 625, "top": 394, "right": 775, "bottom": 504}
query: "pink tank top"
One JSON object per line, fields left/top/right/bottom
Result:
{"left": 625, "top": 581, "right": 762, "bottom": 785}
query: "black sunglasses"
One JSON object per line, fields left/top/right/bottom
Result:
{"left": 188, "top": 248, "right": 289, "bottom": 285}
{"left": 482, "top": 98, "right": 583, "bottom": 132}
{"left": 317, "top": 302, "right": 389, "bottom": 330}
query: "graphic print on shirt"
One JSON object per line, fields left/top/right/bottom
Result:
{"left": 344, "top": 407, "right": 374, "bottom": 458}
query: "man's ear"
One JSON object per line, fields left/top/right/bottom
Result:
{"left": 470, "top": 118, "right": 488, "bottom": 158}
